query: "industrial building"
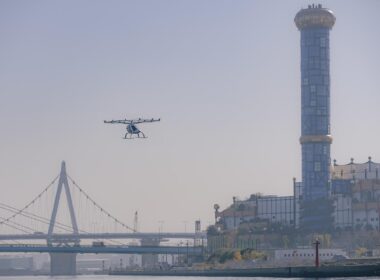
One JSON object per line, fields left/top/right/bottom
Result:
{"left": 212, "top": 5, "right": 380, "bottom": 236}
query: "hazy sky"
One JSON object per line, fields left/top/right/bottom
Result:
{"left": 0, "top": 0, "right": 379, "bottom": 232}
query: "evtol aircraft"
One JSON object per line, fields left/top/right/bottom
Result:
{"left": 104, "top": 118, "right": 160, "bottom": 139}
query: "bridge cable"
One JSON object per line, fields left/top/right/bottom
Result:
{"left": 0, "top": 203, "right": 73, "bottom": 233}
{"left": 0, "top": 175, "right": 59, "bottom": 226}
{"left": 67, "top": 176, "right": 131, "bottom": 245}
{"left": 68, "top": 175, "right": 136, "bottom": 232}
{"left": 0, "top": 203, "right": 126, "bottom": 246}
{"left": 0, "top": 215, "right": 36, "bottom": 233}
{"left": 0, "top": 217, "right": 31, "bottom": 234}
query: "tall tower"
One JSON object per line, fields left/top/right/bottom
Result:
{"left": 295, "top": 4, "right": 335, "bottom": 230}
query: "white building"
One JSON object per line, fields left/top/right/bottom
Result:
{"left": 332, "top": 159, "right": 380, "bottom": 231}
{"left": 275, "top": 248, "right": 347, "bottom": 261}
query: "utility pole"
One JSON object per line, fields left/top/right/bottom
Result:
{"left": 186, "top": 241, "right": 189, "bottom": 266}
{"left": 314, "top": 239, "right": 320, "bottom": 267}
{"left": 182, "top": 221, "right": 188, "bottom": 233}
{"left": 133, "top": 211, "right": 138, "bottom": 232}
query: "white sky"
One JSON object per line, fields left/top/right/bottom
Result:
{"left": 0, "top": 0, "right": 379, "bottom": 232}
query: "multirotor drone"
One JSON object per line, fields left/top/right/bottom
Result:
{"left": 104, "top": 118, "right": 160, "bottom": 139}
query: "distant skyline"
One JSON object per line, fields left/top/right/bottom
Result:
{"left": 0, "top": 0, "right": 379, "bottom": 232}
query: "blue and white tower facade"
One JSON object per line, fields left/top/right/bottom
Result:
{"left": 295, "top": 4, "right": 335, "bottom": 229}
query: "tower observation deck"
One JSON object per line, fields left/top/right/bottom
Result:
{"left": 295, "top": 4, "right": 336, "bottom": 231}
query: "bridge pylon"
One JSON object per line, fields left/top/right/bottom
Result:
{"left": 48, "top": 161, "right": 79, "bottom": 275}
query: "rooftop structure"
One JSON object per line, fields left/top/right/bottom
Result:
{"left": 294, "top": 4, "right": 335, "bottom": 30}
{"left": 332, "top": 158, "right": 380, "bottom": 180}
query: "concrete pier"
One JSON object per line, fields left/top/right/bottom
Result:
{"left": 50, "top": 253, "right": 77, "bottom": 275}
{"left": 141, "top": 238, "right": 160, "bottom": 268}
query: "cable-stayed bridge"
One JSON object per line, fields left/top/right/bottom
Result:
{"left": 0, "top": 162, "right": 205, "bottom": 275}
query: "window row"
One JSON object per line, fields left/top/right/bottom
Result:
{"left": 283, "top": 253, "right": 335, "bottom": 257}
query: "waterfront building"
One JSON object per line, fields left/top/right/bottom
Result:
{"left": 211, "top": 5, "right": 379, "bottom": 244}
{"left": 215, "top": 192, "right": 301, "bottom": 231}
{"left": 332, "top": 159, "right": 380, "bottom": 230}
{"left": 215, "top": 197, "right": 256, "bottom": 230}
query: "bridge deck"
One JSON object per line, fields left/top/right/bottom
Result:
{"left": 0, "top": 232, "right": 206, "bottom": 241}
{"left": 0, "top": 244, "right": 204, "bottom": 255}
